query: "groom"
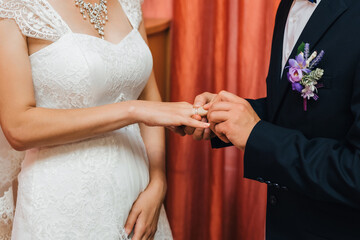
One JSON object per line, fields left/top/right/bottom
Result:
{"left": 183, "top": 0, "right": 360, "bottom": 239}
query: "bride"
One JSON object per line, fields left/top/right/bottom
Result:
{"left": 0, "top": 0, "right": 209, "bottom": 239}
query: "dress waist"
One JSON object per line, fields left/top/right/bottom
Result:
{"left": 22, "top": 123, "right": 146, "bottom": 169}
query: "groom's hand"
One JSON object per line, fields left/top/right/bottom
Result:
{"left": 183, "top": 92, "right": 217, "bottom": 140}
{"left": 207, "top": 91, "right": 260, "bottom": 150}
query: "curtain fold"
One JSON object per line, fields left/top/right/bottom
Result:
{"left": 144, "top": 0, "right": 281, "bottom": 239}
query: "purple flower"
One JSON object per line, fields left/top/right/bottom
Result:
{"left": 289, "top": 54, "right": 312, "bottom": 74}
{"left": 286, "top": 42, "right": 325, "bottom": 111}
{"left": 292, "top": 82, "right": 304, "bottom": 92}
{"left": 304, "top": 43, "right": 310, "bottom": 59}
{"left": 309, "top": 50, "right": 325, "bottom": 69}
{"left": 287, "top": 67, "right": 303, "bottom": 83}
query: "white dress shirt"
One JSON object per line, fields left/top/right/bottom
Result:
{"left": 282, "top": 0, "right": 321, "bottom": 72}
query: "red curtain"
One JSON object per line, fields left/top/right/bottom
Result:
{"left": 143, "top": 1, "right": 280, "bottom": 239}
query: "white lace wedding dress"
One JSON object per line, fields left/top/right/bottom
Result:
{"left": 0, "top": 0, "right": 173, "bottom": 239}
{"left": 0, "top": 131, "right": 25, "bottom": 240}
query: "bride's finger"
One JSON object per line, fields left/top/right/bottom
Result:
{"left": 197, "top": 107, "right": 208, "bottom": 117}
{"left": 124, "top": 206, "right": 141, "bottom": 236}
{"left": 191, "top": 106, "right": 208, "bottom": 117}
{"left": 132, "top": 214, "right": 146, "bottom": 240}
{"left": 184, "top": 118, "right": 210, "bottom": 129}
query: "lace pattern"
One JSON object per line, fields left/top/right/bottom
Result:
{"left": 0, "top": 187, "right": 14, "bottom": 240}
{"left": 0, "top": 130, "right": 24, "bottom": 196}
{"left": 0, "top": 0, "right": 70, "bottom": 41}
{"left": 0, "top": 0, "right": 143, "bottom": 41}
{"left": 120, "top": 0, "right": 143, "bottom": 29}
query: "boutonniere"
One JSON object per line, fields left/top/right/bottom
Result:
{"left": 286, "top": 42, "right": 325, "bottom": 111}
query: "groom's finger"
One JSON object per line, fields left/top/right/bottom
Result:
{"left": 208, "top": 111, "right": 230, "bottom": 124}
{"left": 184, "top": 126, "right": 196, "bottom": 135}
{"left": 204, "top": 94, "right": 221, "bottom": 110}
{"left": 209, "top": 122, "right": 229, "bottom": 143}
{"left": 214, "top": 123, "right": 230, "bottom": 143}
{"left": 208, "top": 101, "right": 233, "bottom": 112}
{"left": 194, "top": 92, "right": 216, "bottom": 107}
{"left": 166, "top": 126, "right": 186, "bottom": 136}
{"left": 202, "top": 127, "right": 212, "bottom": 140}
{"left": 218, "top": 90, "right": 246, "bottom": 104}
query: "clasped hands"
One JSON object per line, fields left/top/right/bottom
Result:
{"left": 177, "top": 91, "right": 261, "bottom": 151}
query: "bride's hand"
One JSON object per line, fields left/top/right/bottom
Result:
{"left": 124, "top": 179, "right": 166, "bottom": 240}
{"left": 130, "top": 101, "right": 209, "bottom": 129}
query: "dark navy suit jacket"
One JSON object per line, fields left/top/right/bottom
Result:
{"left": 212, "top": 0, "right": 360, "bottom": 239}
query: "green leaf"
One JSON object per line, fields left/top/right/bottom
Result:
{"left": 297, "top": 42, "right": 305, "bottom": 55}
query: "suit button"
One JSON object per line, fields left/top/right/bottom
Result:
{"left": 281, "top": 186, "right": 288, "bottom": 191}
{"left": 269, "top": 195, "right": 277, "bottom": 205}
{"left": 265, "top": 181, "right": 271, "bottom": 184}
{"left": 273, "top": 183, "right": 280, "bottom": 189}
{"left": 256, "top": 177, "right": 264, "bottom": 183}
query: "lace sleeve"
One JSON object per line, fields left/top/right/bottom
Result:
{"left": 0, "top": 0, "right": 69, "bottom": 41}
{"left": 120, "top": 0, "right": 144, "bottom": 29}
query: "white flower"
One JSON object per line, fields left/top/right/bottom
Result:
{"left": 301, "top": 86, "right": 315, "bottom": 100}
{"left": 306, "top": 51, "right": 317, "bottom": 68}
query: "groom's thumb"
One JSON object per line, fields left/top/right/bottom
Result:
{"left": 194, "top": 92, "right": 215, "bottom": 107}
{"left": 219, "top": 90, "right": 244, "bottom": 104}
{"left": 194, "top": 96, "right": 206, "bottom": 107}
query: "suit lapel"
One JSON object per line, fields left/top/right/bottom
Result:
{"left": 267, "top": 0, "right": 293, "bottom": 120}
{"left": 269, "top": 0, "right": 349, "bottom": 122}
{"left": 268, "top": 0, "right": 293, "bottom": 79}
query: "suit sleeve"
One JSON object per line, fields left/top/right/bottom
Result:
{"left": 247, "top": 97, "right": 268, "bottom": 120}
{"left": 244, "top": 64, "right": 360, "bottom": 209}
{"left": 211, "top": 97, "right": 268, "bottom": 148}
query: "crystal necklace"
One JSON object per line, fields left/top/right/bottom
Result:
{"left": 75, "top": 0, "right": 109, "bottom": 39}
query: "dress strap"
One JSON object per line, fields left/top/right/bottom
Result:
{"left": 0, "top": 0, "right": 70, "bottom": 42}
{"left": 119, "top": 0, "right": 144, "bottom": 29}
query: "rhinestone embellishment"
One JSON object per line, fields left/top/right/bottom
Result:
{"left": 75, "top": 0, "right": 109, "bottom": 39}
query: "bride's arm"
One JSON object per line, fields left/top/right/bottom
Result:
{"left": 0, "top": 20, "right": 209, "bottom": 151}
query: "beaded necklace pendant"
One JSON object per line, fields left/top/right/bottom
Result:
{"left": 75, "top": 0, "right": 109, "bottom": 39}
